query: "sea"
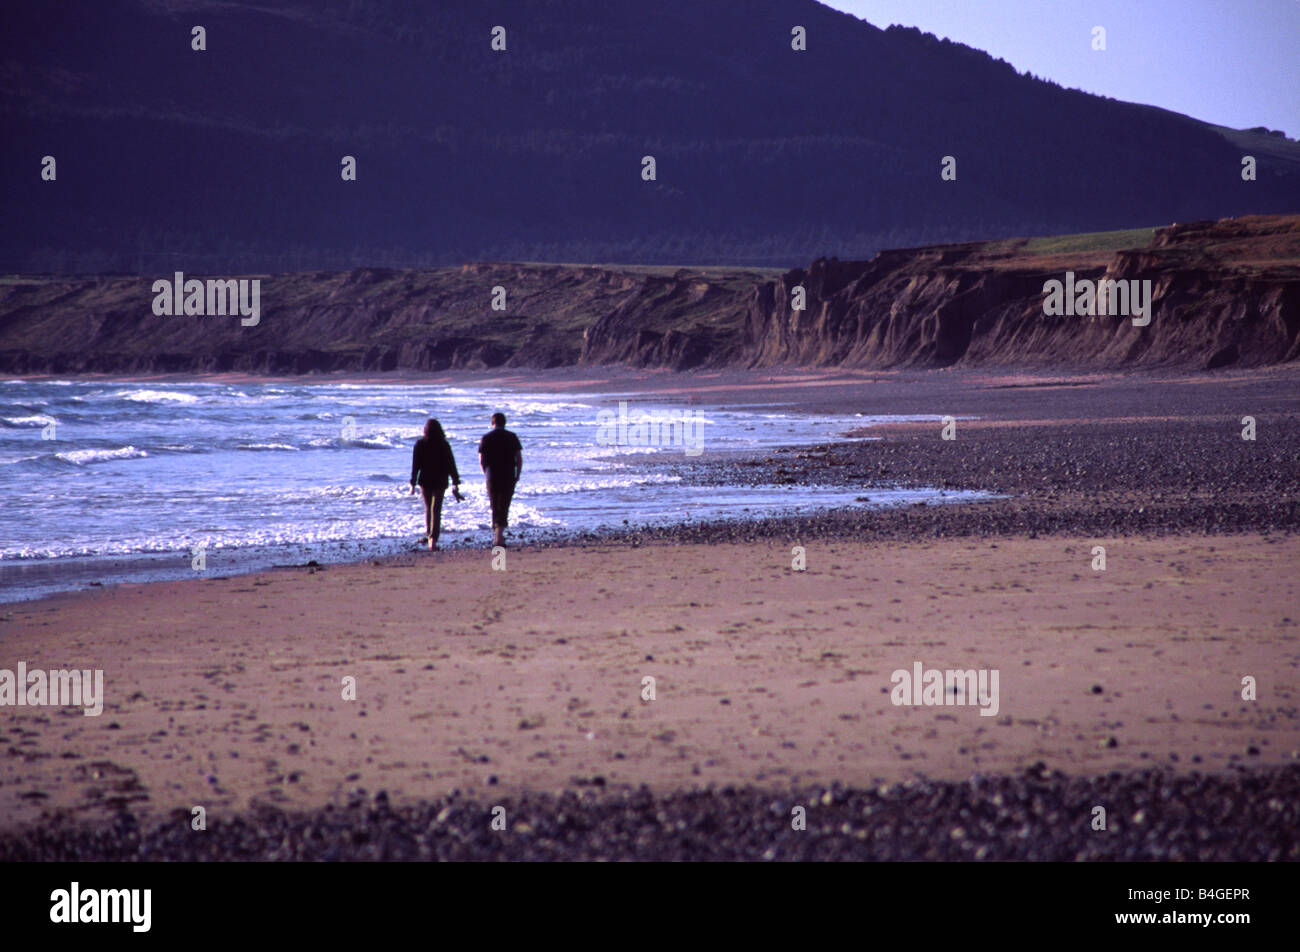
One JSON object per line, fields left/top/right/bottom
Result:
{"left": 0, "top": 379, "right": 988, "bottom": 601}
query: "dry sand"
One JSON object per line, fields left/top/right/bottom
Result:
{"left": 3, "top": 532, "right": 1296, "bottom": 830}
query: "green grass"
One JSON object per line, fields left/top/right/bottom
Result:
{"left": 513, "top": 261, "right": 784, "bottom": 277}
{"left": 1019, "top": 227, "right": 1157, "bottom": 256}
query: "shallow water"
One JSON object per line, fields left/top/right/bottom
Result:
{"left": 0, "top": 379, "right": 984, "bottom": 600}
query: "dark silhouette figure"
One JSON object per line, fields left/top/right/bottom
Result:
{"left": 410, "top": 419, "right": 462, "bottom": 550}
{"left": 478, "top": 412, "right": 523, "bottom": 547}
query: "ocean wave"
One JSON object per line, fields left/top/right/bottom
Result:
{"left": 299, "top": 484, "right": 413, "bottom": 500}
{"left": 222, "top": 391, "right": 297, "bottom": 403}
{"left": 113, "top": 389, "right": 200, "bottom": 404}
{"left": 516, "top": 475, "right": 683, "bottom": 495}
{"left": 55, "top": 445, "right": 148, "bottom": 465}
{"left": 238, "top": 442, "right": 300, "bottom": 452}
{"left": 500, "top": 400, "right": 595, "bottom": 413}
{"left": 590, "top": 445, "right": 673, "bottom": 455}
{"left": 350, "top": 435, "right": 405, "bottom": 449}
{"left": 1, "top": 415, "right": 55, "bottom": 427}
{"left": 306, "top": 434, "right": 407, "bottom": 450}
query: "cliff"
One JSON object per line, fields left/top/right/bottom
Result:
{"left": 741, "top": 215, "right": 1300, "bottom": 370}
{"left": 1, "top": 216, "right": 1296, "bottom": 375}
{"left": 0, "top": 264, "right": 766, "bottom": 374}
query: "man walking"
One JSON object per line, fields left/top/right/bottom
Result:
{"left": 478, "top": 412, "right": 523, "bottom": 547}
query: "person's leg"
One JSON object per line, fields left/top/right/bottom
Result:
{"left": 499, "top": 478, "right": 516, "bottom": 540}
{"left": 487, "top": 479, "right": 505, "bottom": 546}
{"left": 420, "top": 486, "right": 435, "bottom": 540}
{"left": 430, "top": 488, "right": 445, "bottom": 548}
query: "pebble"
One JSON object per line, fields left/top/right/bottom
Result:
{"left": 5, "top": 765, "right": 1295, "bottom": 861}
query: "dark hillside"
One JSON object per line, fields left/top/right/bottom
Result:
{"left": 1, "top": 0, "right": 1297, "bottom": 272}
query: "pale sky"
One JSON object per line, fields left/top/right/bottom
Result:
{"left": 819, "top": 0, "right": 1300, "bottom": 136}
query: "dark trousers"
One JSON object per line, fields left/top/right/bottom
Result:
{"left": 420, "top": 485, "right": 446, "bottom": 541}
{"left": 486, "top": 477, "right": 516, "bottom": 529}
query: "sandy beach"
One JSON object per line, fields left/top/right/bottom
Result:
{"left": 2, "top": 367, "right": 1297, "bottom": 860}
{"left": 6, "top": 0, "right": 1300, "bottom": 888}
{"left": 3, "top": 530, "right": 1297, "bottom": 829}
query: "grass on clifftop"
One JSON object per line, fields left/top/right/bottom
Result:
{"left": 1020, "top": 227, "right": 1158, "bottom": 255}
{"left": 979, "top": 226, "right": 1158, "bottom": 259}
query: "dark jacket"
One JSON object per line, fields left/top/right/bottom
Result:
{"left": 411, "top": 437, "right": 460, "bottom": 490}
{"left": 478, "top": 427, "right": 522, "bottom": 484}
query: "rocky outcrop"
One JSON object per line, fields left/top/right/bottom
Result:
{"left": 1, "top": 216, "right": 1295, "bottom": 375}
{"left": 742, "top": 215, "right": 1300, "bottom": 370}
{"left": 578, "top": 271, "right": 753, "bottom": 369}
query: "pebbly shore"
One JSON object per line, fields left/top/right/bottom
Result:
{"left": 552, "top": 415, "right": 1300, "bottom": 548}
{"left": 4, "top": 764, "right": 1296, "bottom": 861}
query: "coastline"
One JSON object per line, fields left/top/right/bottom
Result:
{"left": 2, "top": 366, "right": 1297, "bottom": 860}
{"left": 5, "top": 365, "right": 1297, "bottom": 602}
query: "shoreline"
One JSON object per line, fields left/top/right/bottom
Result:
{"left": 2, "top": 367, "right": 1296, "bottom": 854}
{"left": 6, "top": 365, "right": 1298, "bottom": 602}
{"left": 7, "top": 362, "right": 1299, "bottom": 393}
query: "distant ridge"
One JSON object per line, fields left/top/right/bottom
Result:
{"left": 1, "top": 0, "right": 1298, "bottom": 273}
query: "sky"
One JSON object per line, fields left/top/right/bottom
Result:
{"left": 819, "top": 0, "right": 1300, "bottom": 137}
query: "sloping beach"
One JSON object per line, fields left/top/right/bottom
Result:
{"left": 2, "top": 368, "right": 1297, "bottom": 859}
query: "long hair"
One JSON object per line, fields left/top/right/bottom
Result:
{"left": 424, "top": 419, "right": 446, "bottom": 441}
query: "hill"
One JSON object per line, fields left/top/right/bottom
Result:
{"left": 1, "top": 0, "right": 1298, "bottom": 272}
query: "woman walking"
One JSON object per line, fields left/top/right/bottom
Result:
{"left": 409, "top": 419, "right": 462, "bottom": 550}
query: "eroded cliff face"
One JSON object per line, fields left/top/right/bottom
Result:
{"left": 1, "top": 216, "right": 1295, "bottom": 375}
{"left": 741, "top": 215, "right": 1300, "bottom": 370}
{"left": 0, "top": 264, "right": 767, "bottom": 375}
{"left": 577, "top": 272, "right": 755, "bottom": 369}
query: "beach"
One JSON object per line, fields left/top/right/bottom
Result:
{"left": 1, "top": 532, "right": 1297, "bottom": 825}
{"left": 1, "top": 368, "right": 1297, "bottom": 859}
